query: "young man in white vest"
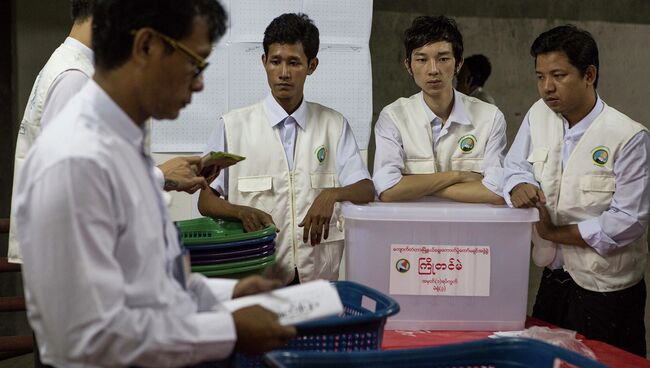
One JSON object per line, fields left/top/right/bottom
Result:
{"left": 373, "top": 16, "right": 506, "bottom": 204}
{"left": 198, "top": 13, "right": 374, "bottom": 285}
{"left": 503, "top": 25, "right": 649, "bottom": 357}
{"left": 8, "top": 0, "right": 215, "bottom": 265}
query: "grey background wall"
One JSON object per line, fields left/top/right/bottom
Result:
{"left": 1, "top": 0, "right": 649, "bottom": 365}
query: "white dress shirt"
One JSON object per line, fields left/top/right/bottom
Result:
{"left": 373, "top": 90, "right": 507, "bottom": 196}
{"left": 14, "top": 80, "right": 239, "bottom": 368}
{"left": 40, "top": 37, "right": 94, "bottom": 129}
{"left": 503, "top": 97, "right": 650, "bottom": 269}
{"left": 204, "top": 93, "right": 370, "bottom": 196}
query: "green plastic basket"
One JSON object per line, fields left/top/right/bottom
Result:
{"left": 176, "top": 217, "right": 276, "bottom": 245}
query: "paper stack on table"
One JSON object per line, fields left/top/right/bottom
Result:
{"left": 220, "top": 280, "right": 344, "bottom": 326}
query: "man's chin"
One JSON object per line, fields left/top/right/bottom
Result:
{"left": 154, "top": 110, "right": 181, "bottom": 121}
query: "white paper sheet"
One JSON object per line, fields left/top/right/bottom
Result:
{"left": 152, "top": 0, "right": 373, "bottom": 152}
{"left": 219, "top": 280, "right": 344, "bottom": 326}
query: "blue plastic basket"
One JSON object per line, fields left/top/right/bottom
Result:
{"left": 263, "top": 337, "right": 607, "bottom": 368}
{"left": 237, "top": 281, "right": 400, "bottom": 368}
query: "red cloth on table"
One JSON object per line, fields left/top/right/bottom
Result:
{"left": 381, "top": 317, "right": 650, "bottom": 368}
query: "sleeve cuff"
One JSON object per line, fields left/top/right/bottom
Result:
{"left": 481, "top": 167, "right": 504, "bottom": 196}
{"left": 373, "top": 171, "right": 403, "bottom": 198}
{"left": 191, "top": 311, "right": 237, "bottom": 359}
{"left": 203, "top": 276, "right": 238, "bottom": 302}
{"left": 578, "top": 218, "right": 617, "bottom": 256}
{"left": 153, "top": 166, "right": 165, "bottom": 190}
{"left": 188, "top": 273, "right": 238, "bottom": 312}
{"left": 339, "top": 172, "right": 371, "bottom": 188}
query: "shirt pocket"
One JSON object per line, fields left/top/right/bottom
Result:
{"left": 578, "top": 175, "right": 615, "bottom": 209}
{"left": 451, "top": 157, "right": 483, "bottom": 172}
{"left": 310, "top": 173, "right": 336, "bottom": 189}
{"left": 237, "top": 175, "right": 274, "bottom": 213}
{"left": 527, "top": 147, "right": 549, "bottom": 181}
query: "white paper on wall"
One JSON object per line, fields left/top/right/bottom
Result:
{"left": 152, "top": 0, "right": 373, "bottom": 152}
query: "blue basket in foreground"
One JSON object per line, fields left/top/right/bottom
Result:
{"left": 263, "top": 337, "right": 606, "bottom": 368}
{"left": 237, "top": 280, "right": 400, "bottom": 367}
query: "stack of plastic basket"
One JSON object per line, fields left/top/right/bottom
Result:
{"left": 237, "top": 281, "right": 401, "bottom": 368}
{"left": 175, "top": 217, "right": 277, "bottom": 278}
{"left": 263, "top": 337, "right": 607, "bottom": 368}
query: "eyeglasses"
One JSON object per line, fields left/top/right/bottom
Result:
{"left": 131, "top": 29, "right": 209, "bottom": 79}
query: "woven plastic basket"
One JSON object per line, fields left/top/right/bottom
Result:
{"left": 264, "top": 337, "right": 606, "bottom": 368}
{"left": 237, "top": 281, "right": 400, "bottom": 368}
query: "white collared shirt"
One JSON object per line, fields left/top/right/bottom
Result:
{"left": 40, "top": 37, "right": 94, "bottom": 129}
{"left": 204, "top": 93, "right": 370, "bottom": 196}
{"left": 373, "top": 89, "right": 507, "bottom": 196}
{"left": 14, "top": 80, "right": 238, "bottom": 367}
{"left": 503, "top": 96, "right": 650, "bottom": 267}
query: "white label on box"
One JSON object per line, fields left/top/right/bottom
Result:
{"left": 389, "top": 244, "right": 491, "bottom": 296}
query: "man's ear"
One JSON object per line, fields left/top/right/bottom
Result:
{"left": 261, "top": 53, "right": 267, "bottom": 65}
{"left": 131, "top": 28, "right": 157, "bottom": 67}
{"left": 455, "top": 57, "right": 464, "bottom": 75}
{"left": 404, "top": 58, "right": 413, "bottom": 77}
{"left": 584, "top": 65, "right": 597, "bottom": 86}
{"left": 307, "top": 57, "right": 319, "bottom": 75}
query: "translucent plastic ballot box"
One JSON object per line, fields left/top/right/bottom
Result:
{"left": 342, "top": 198, "right": 539, "bottom": 331}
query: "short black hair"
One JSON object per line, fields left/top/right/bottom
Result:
{"left": 92, "top": 0, "right": 228, "bottom": 71}
{"left": 263, "top": 13, "right": 319, "bottom": 62}
{"left": 530, "top": 24, "right": 599, "bottom": 88}
{"left": 463, "top": 54, "right": 492, "bottom": 86}
{"left": 71, "top": 0, "right": 94, "bottom": 22}
{"left": 404, "top": 15, "right": 463, "bottom": 67}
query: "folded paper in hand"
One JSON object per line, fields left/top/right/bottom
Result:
{"left": 200, "top": 151, "right": 245, "bottom": 176}
{"left": 220, "top": 280, "right": 344, "bottom": 326}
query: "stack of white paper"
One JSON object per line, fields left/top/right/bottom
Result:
{"left": 220, "top": 280, "right": 344, "bottom": 326}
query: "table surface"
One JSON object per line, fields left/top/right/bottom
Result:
{"left": 381, "top": 317, "right": 650, "bottom": 368}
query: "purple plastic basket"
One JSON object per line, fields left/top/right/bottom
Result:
{"left": 190, "top": 242, "right": 275, "bottom": 260}
{"left": 191, "top": 248, "right": 275, "bottom": 265}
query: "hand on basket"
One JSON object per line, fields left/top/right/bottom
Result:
{"left": 233, "top": 305, "right": 297, "bottom": 355}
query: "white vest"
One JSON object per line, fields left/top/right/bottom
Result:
{"left": 528, "top": 99, "right": 648, "bottom": 292}
{"left": 224, "top": 101, "right": 345, "bottom": 284}
{"left": 8, "top": 42, "right": 94, "bottom": 263}
{"left": 384, "top": 91, "right": 498, "bottom": 174}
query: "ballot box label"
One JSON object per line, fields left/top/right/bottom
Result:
{"left": 389, "top": 244, "right": 491, "bottom": 296}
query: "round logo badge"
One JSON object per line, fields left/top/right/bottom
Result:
{"left": 591, "top": 146, "right": 609, "bottom": 166}
{"left": 395, "top": 259, "right": 410, "bottom": 273}
{"left": 458, "top": 134, "right": 476, "bottom": 153}
{"left": 315, "top": 145, "right": 327, "bottom": 165}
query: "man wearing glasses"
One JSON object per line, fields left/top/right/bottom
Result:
{"left": 14, "top": 1, "right": 296, "bottom": 366}
{"left": 8, "top": 0, "right": 214, "bottom": 266}
{"left": 198, "top": 13, "right": 375, "bottom": 286}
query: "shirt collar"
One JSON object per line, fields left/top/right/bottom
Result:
{"left": 562, "top": 95, "right": 604, "bottom": 139}
{"left": 419, "top": 90, "right": 472, "bottom": 127}
{"left": 64, "top": 36, "right": 95, "bottom": 64}
{"left": 263, "top": 93, "right": 307, "bottom": 130}
{"left": 83, "top": 79, "right": 145, "bottom": 150}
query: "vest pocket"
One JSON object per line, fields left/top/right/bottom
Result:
{"left": 237, "top": 176, "right": 274, "bottom": 213}
{"left": 404, "top": 159, "right": 436, "bottom": 174}
{"left": 578, "top": 175, "right": 615, "bottom": 209}
{"left": 310, "top": 173, "right": 336, "bottom": 189}
{"left": 527, "top": 147, "right": 548, "bottom": 181}
{"left": 451, "top": 157, "right": 483, "bottom": 172}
